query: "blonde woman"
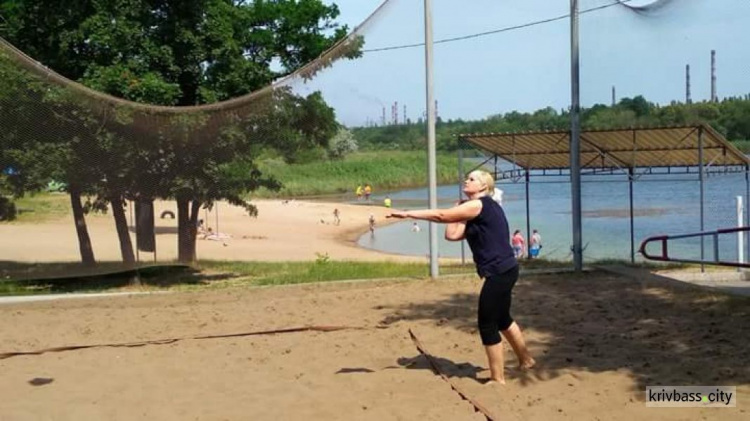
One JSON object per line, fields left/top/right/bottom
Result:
{"left": 387, "top": 170, "right": 535, "bottom": 384}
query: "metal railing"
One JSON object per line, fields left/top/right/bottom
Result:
{"left": 639, "top": 226, "right": 750, "bottom": 268}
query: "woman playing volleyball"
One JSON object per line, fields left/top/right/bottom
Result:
{"left": 387, "top": 170, "right": 535, "bottom": 384}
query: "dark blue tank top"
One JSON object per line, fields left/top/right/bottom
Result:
{"left": 464, "top": 196, "right": 517, "bottom": 278}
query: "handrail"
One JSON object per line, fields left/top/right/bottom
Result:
{"left": 639, "top": 226, "right": 750, "bottom": 268}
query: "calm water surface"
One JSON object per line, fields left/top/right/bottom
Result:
{"left": 350, "top": 172, "right": 749, "bottom": 263}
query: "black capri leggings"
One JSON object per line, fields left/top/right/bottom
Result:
{"left": 477, "top": 265, "right": 519, "bottom": 346}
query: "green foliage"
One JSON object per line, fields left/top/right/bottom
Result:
{"left": 327, "top": 127, "right": 358, "bottom": 159}
{"left": 265, "top": 90, "right": 340, "bottom": 164}
{"left": 314, "top": 252, "right": 331, "bottom": 264}
{"left": 0, "top": 0, "right": 350, "bottom": 106}
{"left": 255, "top": 151, "right": 461, "bottom": 197}
{"left": 353, "top": 95, "right": 750, "bottom": 151}
{"left": 0, "top": 0, "right": 357, "bottom": 263}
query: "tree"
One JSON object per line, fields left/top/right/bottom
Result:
{"left": 0, "top": 52, "right": 100, "bottom": 264}
{"left": 1, "top": 0, "right": 356, "bottom": 263}
{"left": 328, "top": 127, "right": 358, "bottom": 159}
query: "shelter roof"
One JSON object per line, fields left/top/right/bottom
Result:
{"left": 459, "top": 125, "right": 750, "bottom": 170}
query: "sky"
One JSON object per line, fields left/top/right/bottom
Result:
{"left": 303, "top": 0, "right": 750, "bottom": 127}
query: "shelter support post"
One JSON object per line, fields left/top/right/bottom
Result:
{"left": 629, "top": 168, "right": 635, "bottom": 264}
{"left": 699, "top": 127, "right": 705, "bottom": 273}
{"left": 525, "top": 170, "right": 531, "bottom": 259}
{"left": 737, "top": 196, "right": 744, "bottom": 270}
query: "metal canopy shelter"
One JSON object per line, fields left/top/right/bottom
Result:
{"left": 458, "top": 124, "right": 750, "bottom": 265}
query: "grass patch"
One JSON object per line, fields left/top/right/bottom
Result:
{"left": 10, "top": 193, "right": 70, "bottom": 223}
{"left": 0, "top": 257, "right": 586, "bottom": 296}
{"left": 255, "top": 151, "right": 461, "bottom": 197}
{"left": 198, "top": 259, "right": 437, "bottom": 286}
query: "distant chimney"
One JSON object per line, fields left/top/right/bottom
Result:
{"left": 686, "top": 64, "right": 692, "bottom": 104}
{"left": 611, "top": 86, "right": 616, "bottom": 106}
{"left": 711, "top": 50, "right": 717, "bottom": 102}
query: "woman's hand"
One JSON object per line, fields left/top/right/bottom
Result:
{"left": 386, "top": 211, "right": 409, "bottom": 219}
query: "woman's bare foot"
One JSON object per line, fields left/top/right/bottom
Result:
{"left": 519, "top": 358, "right": 536, "bottom": 370}
{"left": 483, "top": 377, "right": 506, "bottom": 385}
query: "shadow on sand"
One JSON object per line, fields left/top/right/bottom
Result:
{"left": 376, "top": 269, "right": 750, "bottom": 392}
{"left": 0, "top": 262, "right": 238, "bottom": 293}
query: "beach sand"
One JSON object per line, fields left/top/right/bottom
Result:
{"left": 0, "top": 198, "right": 424, "bottom": 264}
{"left": 1, "top": 270, "right": 748, "bottom": 420}
{"left": 1, "top": 199, "right": 749, "bottom": 420}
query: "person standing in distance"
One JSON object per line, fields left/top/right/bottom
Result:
{"left": 530, "top": 229, "right": 542, "bottom": 258}
{"left": 387, "top": 170, "right": 535, "bottom": 384}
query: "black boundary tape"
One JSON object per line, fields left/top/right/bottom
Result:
{"left": 0, "top": 325, "right": 364, "bottom": 360}
{"left": 408, "top": 328, "right": 497, "bottom": 421}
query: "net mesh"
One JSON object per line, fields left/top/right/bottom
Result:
{"left": 1, "top": 0, "right": 749, "bottom": 282}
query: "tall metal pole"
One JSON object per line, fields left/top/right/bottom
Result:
{"left": 424, "top": 0, "right": 439, "bottom": 278}
{"left": 570, "top": 0, "right": 583, "bottom": 271}
{"left": 698, "top": 127, "right": 705, "bottom": 272}
{"left": 458, "top": 146, "right": 466, "bottom": 265}
{"left": 629, "top": 168, "right": 635, "bottom": 264}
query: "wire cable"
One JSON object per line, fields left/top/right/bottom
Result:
{"left": 363, "top": 0, "right": 633, "bottom": 53}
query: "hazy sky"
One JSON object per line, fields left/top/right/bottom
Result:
{"left": 304, "top": 0, "right": 750, "bottom": 127}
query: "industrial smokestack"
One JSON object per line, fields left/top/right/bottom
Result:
{"left": 611, "top": 86, "right": 616, "bottom": 106}
{"left": 686, "top": 64, "right": 692, "bottom": 104}
{"left": 711, "top": 50, "right": 717, "bottom": 102}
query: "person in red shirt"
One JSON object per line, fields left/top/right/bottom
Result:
{"left": 511, "top": 230, "right": 525, "bottom": 259}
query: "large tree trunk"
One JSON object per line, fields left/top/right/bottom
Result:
{"left": 110, "top": 196, "right": 135, "bottom": 266}
{"left": 177, "top": 197, "right": 193, "bottom": 263}
{"left": 190, "top": 199, "right": 201, "bottom": 255}
{"left": 177, "top": 198, "right": 202, "bottom": 263}
{"left": 70, "top": 188, "right": 95, "bottom": 266}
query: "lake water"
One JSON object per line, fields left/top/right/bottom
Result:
{"left": 354, "top": 172, "right": 750, "bottom": 263}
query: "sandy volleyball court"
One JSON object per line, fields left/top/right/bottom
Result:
{"left": 1, "top": 198, "right": 749, "bottom": 420}
{"left": 1, "top": 270, "right": 749, "bottom": 420}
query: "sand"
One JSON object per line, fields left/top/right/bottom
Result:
{"left": 1, "top": 270, "right": 749, "bottom": 420}
{"left": 1, "top": 199, "right": 750, "bottom": 420}
{"left": 0, "top": 199, "right": 424, "bottom": 263}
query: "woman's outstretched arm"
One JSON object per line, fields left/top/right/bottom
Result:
{"left": 387, "top": 200, "right": 482, "bottom": 223}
